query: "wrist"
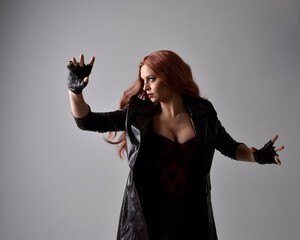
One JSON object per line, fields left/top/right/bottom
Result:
{"left": 69, "top": 90, "right": 83, "bottom": 99}
{"left": 236, "top": 144, "right": 255, "bottom": 162}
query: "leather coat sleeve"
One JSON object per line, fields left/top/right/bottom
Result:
{"left": 73, "top": 105, "right": 127, "bottom": 133}
{"left": 215, "top": 119, "right": 243, "bottom": 160}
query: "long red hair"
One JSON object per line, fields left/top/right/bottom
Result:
{"left": 105, "top": 50, "right": 202, "bottom": 158}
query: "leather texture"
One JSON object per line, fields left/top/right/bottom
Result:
{"left": 67, "top": 64, "right": 93, "bottom": 94}
{"left": 74, "top": 95, "right": 242, "bottom": 240}
{"left": 253, "top": 140, "right": 278, "bottom": 164}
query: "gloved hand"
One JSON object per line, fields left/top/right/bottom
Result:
{"left": 253, "top": 140, "right": 278, "bottom": 164}
{"left": 67, "top": 54, "right": 95, "bottom": 94}
{"left": 67, "top": 64, "right": 92, "bottom": 94}
{"left": 251, "top": 135, "right": 284, "bottom": 165}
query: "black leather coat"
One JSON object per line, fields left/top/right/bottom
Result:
{"left": 74, "top": 95, "right": 241, "bottom": 240}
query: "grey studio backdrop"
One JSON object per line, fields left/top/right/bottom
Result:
{"left": 0, "top": 0, "right": 299, "bottom": 239}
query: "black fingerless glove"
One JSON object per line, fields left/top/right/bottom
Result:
{"left": 253, "top": 140, "right": 278, "bottom": 164}
{"left": 67, "top": 63, "right": 93, "bottom": 94}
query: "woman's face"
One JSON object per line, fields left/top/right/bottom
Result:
{"left": 140, "top": 65, "right": 173, "bottom": 103}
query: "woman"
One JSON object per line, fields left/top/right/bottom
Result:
{"left": 67, "top": 50, "right": 284, "bottom": 240}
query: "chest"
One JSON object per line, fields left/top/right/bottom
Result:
{"left": 152, "top": 112, "right": 196, "bottom": 144}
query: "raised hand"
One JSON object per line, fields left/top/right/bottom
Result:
{"left": 251, "top": 135, "right": 284, "bottom": 165}
{"left": 67, "top": 54, "right": 95, "bottom": 94}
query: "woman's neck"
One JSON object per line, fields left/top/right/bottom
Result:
{"left": 159, "top": 94, "right": 187, "bottom": 118}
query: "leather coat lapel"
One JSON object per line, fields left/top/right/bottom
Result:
{"left": 126, "top": 97, "right": 158, "bottom": 168}
{"left": 185, "top": 97, "right": 216, "bottom": 175}
{"left": 185, "top": 97, "right": 212, "bottom": 144}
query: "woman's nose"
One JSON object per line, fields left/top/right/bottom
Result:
{"left": 143, "top": 81, "right": 149, "bottom": 91}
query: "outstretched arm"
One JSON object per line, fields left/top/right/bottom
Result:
{"left": 67, "top": 55, "right": 127, "bottom": 133}
{"left": 236, "top": 135, "right": 284, "bottom": 165}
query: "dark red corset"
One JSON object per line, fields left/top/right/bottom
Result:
{"left": 134, "top": 129, "right": 209, "bottom": 239}
{"left": 150, "top": 132, "right": 199, "bottom": 195}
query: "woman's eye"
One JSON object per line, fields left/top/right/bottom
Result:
{"left": 148, "top": 77, "right": 155, "bottom": 82}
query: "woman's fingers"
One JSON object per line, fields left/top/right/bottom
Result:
{"left": 271, "top": 134, "right": 278, "bottom": 144}
{"left": 69, "top": 54, "right": 94, "bottom": 67}
{"left": 79, "top": 54, "right": 85, "bottom": 67}
{"left": 271, "top": 134, "right": 284, "bottom": 152}
{"left": 72, "top": 57, "right": 78, "bottom": 66}
{"left": 275, "top": 155, "right": 281, "bottom": 165}
{"left": 88, "top": 56, "right": 95, "bottom": 66}
{"left": 83, "top": 76, "right": 89, "bottom": 83}
{"left": 270, "top": 134, "right": 284, "bottom": 165}
{"left": 274, "top": 146, "right": 284, "bottom": 152}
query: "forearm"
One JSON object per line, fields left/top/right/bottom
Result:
{"left": 236, "top": 143, "right": 255, "bottom": 162}
{"left": 69, "top": 90, "right": 89, "bottom": 118}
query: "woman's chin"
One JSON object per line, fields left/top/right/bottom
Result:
{"left": 149, "top": 98, "right": 159, "bottom": 103}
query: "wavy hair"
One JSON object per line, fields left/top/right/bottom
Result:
{"left": 105, "top": 50, "right": 202, "bottom": 158}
